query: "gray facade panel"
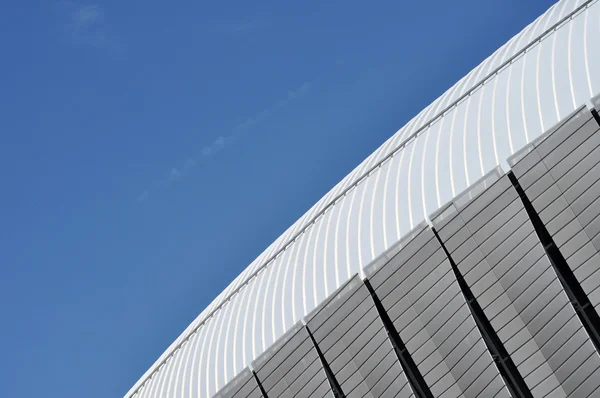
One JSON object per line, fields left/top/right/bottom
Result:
{"left": 252, "top": 325, "right": 334, "bottom": 398}
{"left": 211, "top": 105, "right": 600, "bottom": 398}
{"left": 306, "top": 277, "right": 414, "bottom": 398}
{"left": 367, "top": 227, "right": 510, "bottom": 398}
{"left": 213, "top": 369, "right": 263, "bottom": 398}
{"left": 126, "top": 4, "right": 600, "bottom": 395}
{"left": 433, "top": 172, "right": 600, "bottom": 397}
{"left": 510, "top": 106, "right": 600, "bottom": 317}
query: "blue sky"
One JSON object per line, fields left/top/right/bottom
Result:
{"left": 0, "top": 1, "right": 556, "bottom": 397}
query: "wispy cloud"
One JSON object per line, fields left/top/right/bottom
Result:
{"left": 200, "top": 136, "right": 230, "bottom": 157}
{"left": 136, "top": 190, "right": 149, "bottom": 203}
{"left": 73, "top": 4, "right": 101, "bottom": 25}
{"left": 168, "top": 158, "right": 197, "bottom": 182}
{"left": 136, "top": 82, "right": 312, "bottom": 202}
{"left": 63, "top": 3, "right": 115, "bottom": 48}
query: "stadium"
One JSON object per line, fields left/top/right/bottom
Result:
{"left": 126, "top": 1, "right": 600, "bottom": 397}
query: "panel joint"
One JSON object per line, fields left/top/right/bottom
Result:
{"left": 431, "top": 227, "right": 534, "bottom": 398}
{"left": 252, "top": 371, "right": 269, "bottom": 398}
{"left": 363, "top": 279, "right": 434, "bottom": 398}
{"left": 507, "top": 171, "right": 600, "bottom": 355}
{"left": 591, "top": 108, "right": 600, "bottom": 127}
{"left": 305, "top": 325, "right": 346, "bottom": 398}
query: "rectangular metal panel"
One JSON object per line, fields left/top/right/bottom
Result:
{"left": 252, "top": 325, "right": 334, "bottom": 398}
{"left": 554, "top": 146, "right": 600, "bottom": 194}
{"left": 433, "top": 173, "right": 600, "bottom": 398}
{"left": 509, "top": 106, "right": 600, "bottom": 315}
{"left": 213, "top": 368, "right": 263, "bottom": 398}
{"left": 366, "top": 226, "right": 511, "bottom": 398}
{"left": 306, "top": 276, "right": 414, "bottom": 398}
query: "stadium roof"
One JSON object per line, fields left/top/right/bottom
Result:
{"left": 125, "top": 1, "right": 600, "bottom": 397}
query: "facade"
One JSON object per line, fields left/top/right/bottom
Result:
{"left": 125, "top": 1, "right": 600, "bottom": 397}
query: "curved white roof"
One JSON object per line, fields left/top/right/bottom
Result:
{"left": 126, "top": 1, "right": 600, "bottom": 397}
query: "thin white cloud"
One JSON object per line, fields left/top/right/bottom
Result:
{"left": 167, "top": 158, "right": 197, "bottom": 182}
{"left": 137, "top": 190, "right": 149, "bottom": 203}
{"left": 287, "top": 82, "right": 311, "bottom": 100}
{"left": 72, "top": 4, "right": 101, "bottom": 26}
{"left": 201, "top": 136, "right": 229, "bottom": 157}
{"left": 136, "top": 82, "right": 312, "bottom": 202}
{"left": 63, "top": 3, "right": 115, "bottom": 48}
{"left": 184, "top": 158, "right": 197, "bottom": 169}
{"left": 168, "top": 168, "right": 182, "bottom": 182}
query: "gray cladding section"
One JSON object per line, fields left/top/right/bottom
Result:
{"left": 509, "top": 107, "right": 600, "bottom": 310}
{"left": 251, "top": 324, "right": 334, "bottom": 398}
{"left": 306, "top": 275, "right": 414, "bottom": 398}
{"left": 213, "top": 369, "right": 263, "bottom": 398}
{"left": 213, "top": 103, "right": 600, "bottom": 398}
{"left": 592, "top": 94, "right": 600, "bottom": 111}
{"left": 432, "top": 173, "right": 600, "bottom": 398}
{"left": 365, "top": 226, "right": 510, "bottom": 398}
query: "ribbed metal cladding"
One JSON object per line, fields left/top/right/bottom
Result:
{"left": 305, "top": 275, "right": 415, "bottom": 398}
{"left": 507, "top": 169, "right": 600, "bottom": 354}
{"left": 363, "top": 278, "right": 433, "bottom": 398}
{"left": 431, "top": 227, "right": 533, "bottom": 398}
{"left": 125, "top": 3, "right": 600, "bottom": 396}
{"left": 431, "top": 169, "right": 600, "bottom": 397}
{"left": 364, "top": 224, "right": 510, "bottom": 398}
{"left": 305, "top": 325, "right": 346, "bottom": 398}
{"left": 508, "top": 107, "right": 600, "bottom": 310}
{"left": 211, "top": 104, "right": 600, "bottom": 398}
{"left": 250, "top": 324, "right": 335, "bottom": 398}
{"left": 213, "top": 369, "right": 264, "bottom": 398}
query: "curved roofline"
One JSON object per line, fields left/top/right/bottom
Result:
{"left": 124, "top": 1, "right": 596, "bottom": 396}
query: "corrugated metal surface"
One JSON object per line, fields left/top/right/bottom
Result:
{"left": 212, "top": 116, "right": 600, "bottom": 397}
{"left": 433, "top": 172, "right": 600, "bottom": 397}
{"left": 125, "top": 1, "right": 600, "bottom": 397}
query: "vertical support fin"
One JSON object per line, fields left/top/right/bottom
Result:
{"left": 252, "top": 371, "right": 269, "bottom": 398}
{"left": 432, "top": 228, "right": 534, "bottom": 398}
{"left": 305, "top": 325, "right": 346, "bottom": 398}
{"left": 363, "top": 279, "right": 434, "bottom": 398}
{"left": 591, "top": 108, "right": 600, "bottom": 127}
{"left": 508, "top": 171, "right": 600, "bottom": 355}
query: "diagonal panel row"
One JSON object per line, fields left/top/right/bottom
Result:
{"left": 212, "top": 102, "right": 600, "bottom": 398}
{"left": 306, "top": 275, "right": 414, "bottom": 398}
{"left": 432, "top": 169, "right": 600, "bottom": 397}
{"left": 364, "top": 224, "right": 510, "bottom": 398}
{"left": 213, "top": 369, "right": 263, "bottom": 398}
{"left": 509, "top": 106, "right": 600, "bottom": 309}
{"left": 251, "top": 324, "right": 335, "bottom": 398}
